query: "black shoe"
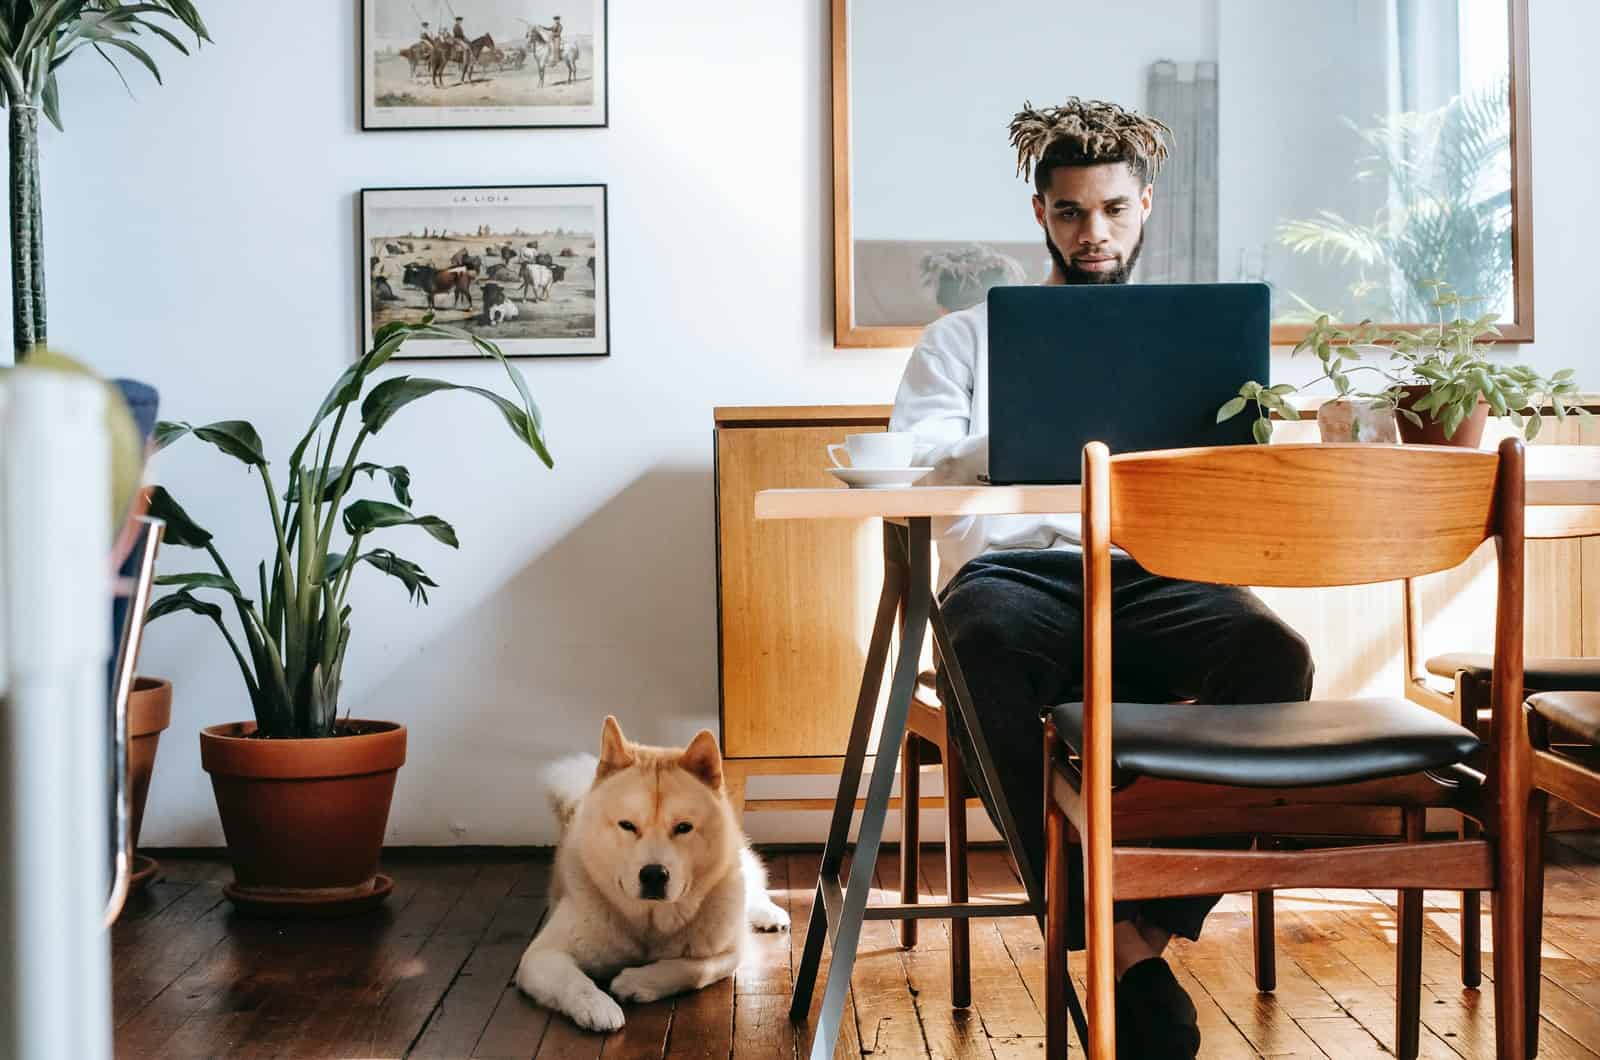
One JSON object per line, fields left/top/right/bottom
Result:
{"left": 1115, "top": 958, "right": 1200, "bottom": 1059}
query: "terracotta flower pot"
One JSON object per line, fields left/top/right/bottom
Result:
{"left": 1315, "top": 398, "right": 1399, "bottom": 444}
{"left": 199, "top": 720, "right": 406, "bottom": 918}
{"left": 127, "top": 677, "right": 172, "bottom": 849}
{"left": 1396, "top": 383, "right": 1491, "bottom": 448}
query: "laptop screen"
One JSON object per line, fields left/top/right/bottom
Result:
{"left": 986, "top": 283, "right": 1270, "bottom": 485}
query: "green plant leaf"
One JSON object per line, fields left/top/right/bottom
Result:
{"left": 342, "top": 499, "right": 458, "bottom": 548}
{"left": 288, "top": 462, "right": 412, "bottom": 507}
{"left": 154, "top": 571, "right": 249, "bottom": 600}
{"left": 1216, "top": 396, "right": 1247, "bottom": 423}
{"left": 158, "top": 419, "right": 266, "bottom": 466}
{"left": 359, "top": 376, "right": 552, "bottom": 468}
{"left": 1399, "top": 408, "right": 1425, "bottom": 428}
{"left": 1526, "top": 413, "right": 1543, "bottom": 441}
{"left": 327, "top": 548, "right": 438, "bottom": 604}
{"left": 40, "top": 70, "right": 61, "bottom": 129}
{"left": 144, "top": 485, "right": 212, "bottom": 548}
{"left": 1252, "top": 418, "right": 1271, "bottom": 445}
{"left": 1442, "top": 403, "right": 1466, "bottom": 439}
{"left": 147, "top": 588, "right": 221, "bottom": 623}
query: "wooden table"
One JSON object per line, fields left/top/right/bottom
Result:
{"left": 758, "top": 444, "right": 1600, "bottom": 1060}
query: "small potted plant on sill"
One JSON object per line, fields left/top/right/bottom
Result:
{"left": 145, "top": 317, "right": 552, "bottom": 916}
{"left": 1219, "top": 283, "right": 1588, "bottom": 446}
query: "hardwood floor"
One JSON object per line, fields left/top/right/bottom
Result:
{"left": 114, "top": 837, "right": 1600, "bottom": 1058}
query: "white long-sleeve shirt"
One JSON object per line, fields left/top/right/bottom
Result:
{"left": 889, "top": 301, "right": 1085, "bottom": 589}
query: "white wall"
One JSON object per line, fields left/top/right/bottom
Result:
{"left": 8, "top": 0, "right": 1599, "bottom": 847}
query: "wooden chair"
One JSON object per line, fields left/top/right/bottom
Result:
{"left": 1402, "top": 503, "right": 1600, "bottom": 995}
{"left": 897, "top": 670, "right": 972, "bottom": 1007}
{"left": 1042, "top": 440, "right": 1532, "bottom": 1060}
{"left": 1522, "top": 690, "right": 1600, "bottom": 1055}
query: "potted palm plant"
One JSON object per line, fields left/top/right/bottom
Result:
{"left": 1220, "top": 283, "right": 1588, "bottom": 446}
{"left": 146, "top": 317, "right": 552, "bottom": 915}
{"left": 0, "top": 2, "right": 207, "bottom": 361}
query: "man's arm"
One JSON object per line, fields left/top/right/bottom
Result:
{"left": 889, "top": 316, "right": 987, "bottom": 485}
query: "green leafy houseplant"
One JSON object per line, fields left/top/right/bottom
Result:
{"left": 1219, "top": 283, "right": 1587, "bottom": 443}
{"left": 145, "top": 318, "right": 552, "bottom": 739}
{"left": 0, "top": 2, "right": 208, "bottom": 360}
{"left": 1275, "top": 79, "right": 1512, "bottom": 324}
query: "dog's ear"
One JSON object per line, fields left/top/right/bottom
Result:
{"left": 597, "top": 715, "right": 635, "bottom": 778}
{"left": 679, "top": 729, "right": 724, "bottom": 791}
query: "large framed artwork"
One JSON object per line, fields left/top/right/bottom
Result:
{"left": 362, "top": 184, "right": 609, "bottom": 359}
{"left": 362, "top": 0, "right": 607, "bottom": 130}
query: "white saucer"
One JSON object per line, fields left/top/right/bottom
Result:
{"left": 828, "top": 466, "right": 933, "bottom": 489}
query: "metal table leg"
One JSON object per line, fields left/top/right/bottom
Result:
{"left": 789, "top": 519, "right": 1052, "bottom": 1058}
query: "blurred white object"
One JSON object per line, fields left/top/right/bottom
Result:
{"left": 0, "top": 369, "right": 113, "bottom": 1060}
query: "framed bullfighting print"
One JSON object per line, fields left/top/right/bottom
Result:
{"left": 361, "top": 0, "right": 607, "bottom": 130}
{"left": 362, "top": 184, "right": 610, "bottom": 359}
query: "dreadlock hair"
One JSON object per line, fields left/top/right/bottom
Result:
{"left": 1008, "top": 98, "right": 1172, "bottom": 195}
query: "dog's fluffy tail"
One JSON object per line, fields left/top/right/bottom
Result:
{"left": 544, "top": 753, "right": 599, "bottom": 828}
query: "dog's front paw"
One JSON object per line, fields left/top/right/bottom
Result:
{"left": 610, "top": 964, "right": 679, "bottom": 1004}
{"left": 566, "top": 989, "right": 626, "bottom": 1032}
{"left": 748, "top": 899, "right": 790, "bottom": 933}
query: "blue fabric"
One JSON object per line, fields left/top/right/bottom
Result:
{"left": 110, "top": 380, "right": 160, "bottom": 692}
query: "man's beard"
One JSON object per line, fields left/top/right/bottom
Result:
{"left": 1046, "top": 228, "right": 1145, "bottom": 285}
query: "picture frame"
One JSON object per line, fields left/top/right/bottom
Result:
{"left": 361, "top": 184, "right": 610, "bottom": 360}
{"left": 361, "top": 0, "right": 608, "bottom": 130}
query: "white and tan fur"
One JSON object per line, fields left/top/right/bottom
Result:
{"left": 516, "top": 716, "right": 789, "bottom": 1031}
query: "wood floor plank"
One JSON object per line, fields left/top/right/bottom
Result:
{"left": 665, "top": 976, "right": 735, "bottom": 1059}
{"left": 411, "top": 887, "right": 551, "bottom": 1057}
{"left": 355, "top": 862, "right": 517, "bottom": 1057}
{"left": 784, "top": 850, "right": 866, "bottom": 1059}
{"left": 739, "top": 850, "right": 795, "bottom": 998}
{"left": 731, "top": 990, "right": 800, "bottom": 1060}
{"left": 961, "top": 849, "right": 1055, "bottom": 1039}
{"left": 848, "top": 852, "right": 928, "bottom": 1057}
{"left": 115, "top": 878, "right": 196, "bottom": 924}
{"left": 533, "top": 1009, "right": 611, "bottom": 1059}
{"left": 881, "top": 848, "right": 992, "bottom": 1060}
{"left": 265, "top": 861, "right": 476, "bottom": 1057}
{"left": 600, "top": 995, "right": 675, "bottom": 1059}
{"left": 472, "top": 980, "right": 555, "bottom": 1059}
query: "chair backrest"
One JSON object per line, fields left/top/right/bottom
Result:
{"left": 1086, "top": 442, "right": 1520, "bottom": 589}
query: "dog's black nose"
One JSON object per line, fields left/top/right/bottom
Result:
{"left": 639, "top": 864, "right": 670, "bottom": 899}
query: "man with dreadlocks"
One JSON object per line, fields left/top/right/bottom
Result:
{"left": 890, "top": 98, "right": 1314, "bottom": 1058}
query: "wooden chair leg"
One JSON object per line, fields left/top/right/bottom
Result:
{"left": 1458, "top": 674, "right": 1488, "bottom": 990}
{"left": 899, "top": 733, "right": 920, "bottom": 949}
{"left": 944, "top": 732, "right": 971, "bottom": 1008}
{"left": 1396, "top": 808, "right": 1425, "bottom": 1060}
{"left": 1252, "top": 836, "right": 1276, "bottom": 993}
{"left": 1045, "top": 793, "right": 1071, "bottom": 1060}
{"left": 1492, "top": 780, "right": 1530, "bottom": 1058}
{"left": 1461, "top": 819, "right": 1482, "bottom": 989}
{"left": 1525, "top": 786, "right": 1548, "bottom": 1059}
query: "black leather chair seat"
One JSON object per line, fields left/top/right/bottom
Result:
{"left": 1426, "top": 652, "right": 1600, "bottom": 692}
{"left": 1529, "top": 691, "right": 1600, "bottom": 744}
{"left": 1049, "top": 698, "right": 1481, "bottom": 788}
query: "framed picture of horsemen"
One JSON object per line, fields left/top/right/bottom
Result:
{"left": 362, "top": 0, "right": 607, "bottom": 129}
{"left": 362, "top": 184, "right": 610, "bottom": 359}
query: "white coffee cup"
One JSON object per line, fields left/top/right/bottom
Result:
{"left": 828, "top": 431, "right": 917, "bottom": 469}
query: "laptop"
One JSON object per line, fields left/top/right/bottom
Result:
{"left": 985, "top": 283, "right": 1271, "bottom": 485}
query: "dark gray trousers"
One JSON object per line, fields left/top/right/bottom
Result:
{"left": 937, "top": 547, "right": 1315, "bottom": 950}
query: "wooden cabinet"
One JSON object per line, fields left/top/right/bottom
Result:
{"left": 715, "top": 406, "right": 891, "bottom": 772}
